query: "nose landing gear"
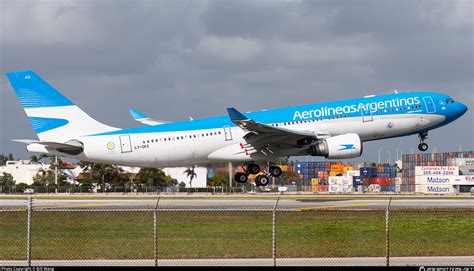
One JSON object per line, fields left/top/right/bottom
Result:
{"left": 418, "top": 132, "right": 429, "bottom": 152}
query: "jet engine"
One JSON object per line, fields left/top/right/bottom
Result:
{"left": 310, "top": 133, "right": 362, "bottom": 159}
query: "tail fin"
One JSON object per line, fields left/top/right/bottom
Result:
{"left": 6, "top": 70, "right": 118, "bottom": 141}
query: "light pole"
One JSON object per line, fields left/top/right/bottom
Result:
{"left": 378, "top": 147, "right": 383, "bottom": 165}
{"left": 54, "top": 156, "right": 58, "bottom": 194}
{"left": 228, "top": 162, "right": 233, "bottom": 193}
{"left": 386, "top": 151, "right": 391, "bottom": 164}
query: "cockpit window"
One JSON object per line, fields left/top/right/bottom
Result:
{"left": 446, "top": 98, "right": 455, "bottom": 104}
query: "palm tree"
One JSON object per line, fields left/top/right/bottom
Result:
{"left": 184, "top": 166, "right": 197, "bottom": 193}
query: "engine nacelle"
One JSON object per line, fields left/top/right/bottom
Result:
{"left": 310, "top": 133, "right": 363, "bottom": 159}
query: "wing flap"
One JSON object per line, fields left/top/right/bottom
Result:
{"left": 227, "top": 107, "right": 316, "bottom": 138}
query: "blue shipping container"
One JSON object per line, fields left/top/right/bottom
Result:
{"left": 352, "top": 176, "right": 362, "bottom": 186}
{"left": 360, "top": 167, "right": 377, "bottom": 177}
{"left": 380, "top": 185, "right": 396, "bottom": 192}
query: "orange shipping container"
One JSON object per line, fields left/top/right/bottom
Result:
{"left": 343, "top": 166, "right": 353, "bottom": 172}
{"left": 331, "top": 164, "right": 344, "bottom": 172}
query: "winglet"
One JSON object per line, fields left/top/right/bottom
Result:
{"left": 128, "top": 108, "right": 169, "bottom": 126}
{"left": 227, "top": 107, "right": 249, "bottom": 122}
{"left": 129, "top": 108, "right": 149, "bottom": 120}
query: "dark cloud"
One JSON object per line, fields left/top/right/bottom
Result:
{"left": 1, "top": 0, "right": 472, "bottom": 162}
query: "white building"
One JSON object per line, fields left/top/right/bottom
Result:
{"left": 163, "top": 167, "right": 207, "bottom": 188}
{"left": 0, "top": 160, "right": 48, "bottom": 185}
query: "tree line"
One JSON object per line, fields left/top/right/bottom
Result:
{"left": 1, "top": 154, "right": 179, "bottom": 192}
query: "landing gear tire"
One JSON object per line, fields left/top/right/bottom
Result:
{"left": 246, "top": 163, "right": 260, "bottom": 175}
{"left": 234, "top": 172, "right": 249, "bottom": 184}
{"left": 418, "top": 143, "right": 428, "bottom": 152}
{"left": 269, "top": 166, "right": 282, "bottom": 177}
{"left": 418, "top": 132, "right": 428, "bottom": 152}
{"left": 255, "top": 175, "right": 270, "bottom": 186}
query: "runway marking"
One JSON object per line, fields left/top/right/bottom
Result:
{"left": 297, "top": 203, "right": 369, "bottom": 211}
{"left": 35, "top": 203, "right": 108, "bottom": 209}
{"left": 3, "top": 203, "right": 107, "bottom": 211}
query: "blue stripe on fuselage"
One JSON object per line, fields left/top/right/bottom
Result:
{"left": 89, "top": 92, "right": 449, "bottom": 136}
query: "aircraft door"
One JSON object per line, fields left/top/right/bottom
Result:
{"left": 361, "top": 106, "right": 374, "bottom": 122}
{"left": 119, "top": 135, "right": 133, "bottom": 153}
{"left": 223, "top": 125, "right": 233, "bottom": 141}
{"left": 423, "top": 96, "right": 436, "bottom": 113}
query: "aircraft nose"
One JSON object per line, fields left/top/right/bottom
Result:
{"left": 457, "top": 102, "right": 468, "bottom": 117}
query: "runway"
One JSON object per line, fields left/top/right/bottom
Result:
{"left": 1, "top": 256, "right": 473, "bottom": 266}
{"left": 1, "top": 196, "right": 473, "bottom": 211}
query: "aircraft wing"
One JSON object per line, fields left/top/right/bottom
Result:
{"left": 227, "top": 107, "right": 319, "bottom": 151}
{"left": 129, "top": 109, "right": 169, "bottom": 126}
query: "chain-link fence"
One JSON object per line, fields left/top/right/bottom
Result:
{"left": 0, "top": 198, "right": 472, "bottom": 266}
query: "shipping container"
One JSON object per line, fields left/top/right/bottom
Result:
{"left": 367, "top": 184, "right": 381, "bottom": 193}
{"left": 318, "top": 185, "right": 328, "bottom": 192}
{"left": 362, "top": 177, "right": 376, "bottom": 186}
{"left": 341, "top": 186, "right": 352, "bottom": 193}
{"left": 331, "top": 164, "right": 344, "bottom": 172}
{"left": 328, "top": 176, "right": 341, "bottom": 185}
{"left": 346, "top": 170, "right": 360, "bottom": 177}
{"left": 360, "top": 167, "right": 377, "bottom": 177}
{"left": 380, "top": 185, "right": 396, "bottom": 192}
{"left": 343, "top": 165, "right": 353, "bottom": 172}
{"left": 341, "top": 178, "right": 352, "bottom": 186}
{"left": 352, "top": 176, "right": 362, "bottom": 186}
{"left": 329, "top": 185, "right": 340, "bottom": 193}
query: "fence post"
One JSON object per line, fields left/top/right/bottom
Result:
{"left": 26, "top": 196, "right": 33, "bottom": 267}
{"left": 154, "top": 197, "right": 160, "bottom": 267}
{"left": 272, "top": 197, "right": 280, "bottom": 267}
{"left": 385, "top": 197, "right": 392, "bottom": 267}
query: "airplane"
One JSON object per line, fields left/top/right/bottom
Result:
{"left": 6, "top": 70, "right": 468, "bottom": 186}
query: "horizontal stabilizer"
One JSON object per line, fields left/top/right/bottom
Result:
{"left": 13, "top": 139, "right": 84, "bottom": 155}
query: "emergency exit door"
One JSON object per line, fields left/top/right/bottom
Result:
{"left": 223, "top": 125, "right": 233, "bottom": 141}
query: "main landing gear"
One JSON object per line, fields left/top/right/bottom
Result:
{"left": 418, "top": 132, "right": 429, "bottom": 152}
{"left": 234, "top": 163, "right": 282, "bottom": 186}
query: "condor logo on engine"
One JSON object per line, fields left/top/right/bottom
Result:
{"left": 337, "top": 144, "right": 355, "bottom": 151}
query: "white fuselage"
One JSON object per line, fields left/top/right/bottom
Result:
{"left": 64, "top": 113, "right": 444, "bottom": 167}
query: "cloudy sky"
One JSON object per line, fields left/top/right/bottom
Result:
{"left": 0, "top": 0, "right": 473, "bottom": 163}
